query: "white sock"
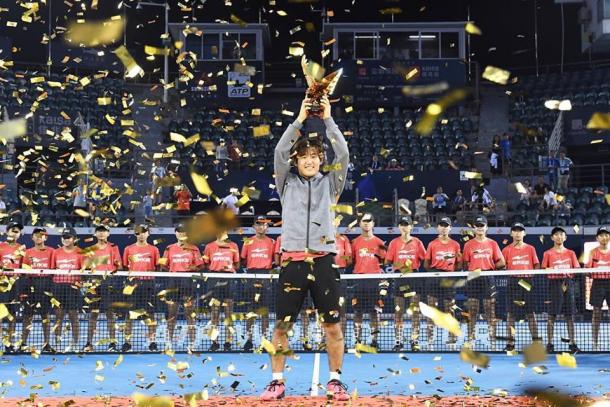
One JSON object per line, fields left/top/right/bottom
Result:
{"left": 329, "top": 371, "right": 341, "bottom": 382}
{"left": 272, "top": 372, "right": 284, "bottom": 381}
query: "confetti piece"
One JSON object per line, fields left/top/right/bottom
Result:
{"left": 0, "top": 304, "right": 10, "bottom": 320}
{"left": 465, "top": 22, "right": 482, "bottom": 35}
{"left": 114, "top": 45, "right": 144, "bottom": 78}
{"left": 556, "top": 352, "right": 577, "bottom": 368}
{"left": 523, "top": 341, "right": 547, "bottom": 365}
{"left": 253, "top": 124, "right": 270, "bottom": 137}
{"left": 482, "top": 66, "right": 511, "bottom": 85}
{"left": 123, "top": 285, "right": 136, "bottom": 295}
{"left": 133, "top": 393, "right": 174, "bottom": 407}
{"left": 65, "top": 18, "right": 125, "bottom": 47}
{"left": 463, "top": 171, "right": 483, "bottom": 179}
{"left": 415, "top": 89, "right": 469, "bottom": 135}
{"left": 419, "top": 302, "right": 462, "bottom": 337}
{"left": 355, "top": 343, "right": 378, "bottom": 354}
{"left": 460, "top": 346, "right": 489, "bottom": 368}
{"left": 587, "top": 112, "right": 610, "bottom": 130}
{"left": 144, "top": 45, "right": 170, "bottom": 56}
{"left": 260, "top": 338, "right": 276, "bottom": 355}
{"left": 331, "top": 204, "right": 353, "bottom": 215}
{"left": 0, "top": 118, "right": 27, "bottom": 141}
{"left": 514, "top": 182, "right": 527, "bottom": 194}
{"left": 189, "top": 169, "right": 212, "bottom": 196}
{"left": 518, "top": 279, "right": 532, "bottom": 292}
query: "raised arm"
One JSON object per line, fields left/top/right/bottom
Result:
{"left": 274, "top": 98, "right": 310, "bottom": 197}
{"left": 320, "top": 96, "right": 349, "bottom": 200}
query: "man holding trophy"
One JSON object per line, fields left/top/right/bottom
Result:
{"left": 260, "top": 56, "right": 350, "bottom": 401}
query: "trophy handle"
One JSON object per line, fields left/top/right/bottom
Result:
{"left": 322, "top": 68, "right": 343, "bottom": 96}
{"left": 301, "top": 55, "right": 315, "bottom": 88}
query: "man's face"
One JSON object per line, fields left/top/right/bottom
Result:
{"left": 360, "top": 219, "right": 374, "bottom": 232}
{"left": 175, "top": 231, "right": 188, "bottom": 242}
{"left": 136, "top": 230, "right": 149, "bottom": 243}
{"left": 398, "top": 224, "right": 412, "bottom": 235}
{"left": 62, "top": 236, "right": 75, "bottom": 248}
{"left": 6, "top": 228, "right": 21, "bottom": 242}
{"left": 95, "top": 230, "right": 110, "bottom": 241}
{"left": 552, "top": 231, "right": 566, "bottom": 245}
{"left": 437, "top": 224, "right": 450, "bottom": 236}
{"left": 32, "top": 232, "right": 47, "bottom": 246}
{"left": 254, "top": 223, "right": 267, "bottom": 235}
{"left": 511, "top": 230, "right": 525, "bottom": 242}
{"left": 597, "top": 232, "right": 610, "bottom": 247}
{"left": 474, "top": 224, "right": 487, "bottom": 236}
{"left": 296, "top": 147, "right": 321, "bottom": 178}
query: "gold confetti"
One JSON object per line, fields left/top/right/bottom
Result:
{"left": 514, "top": 182, "right": 527, "bottom": 194}
{"left": 518, "top": 279, "right": 532, "bottom": 292}
{"left": 253, "top": 124, "right": 270, "bottom": 137}
{"left": 144, "top": 45, "right": 170, "bottom": 56}
{"left": 586, "top": 112, "right": 610, "bottom": 130}
{"left": 419, "top": 302, "right": 462, "bottom": 336}
{"left": 0, "top": 118, "right": 27, "bottom": 141}
{"left": 74, "top": 208, "right": 91, "bottom": 218}
{"left": 415, "top": 89, "right": 469, "bottom": 135}
{"left": 355, "top": 343, "right": 378, "bottom": 354}
{"left": 123, "top": 285, "right": 136, "bottom": 295}
{"left": 460, "top": 346, "right": 489, "bottom": 368}
{"left": 482, "top": 66, "right": 511, "bottom": 85}
{"left": 260, "top": 338, "right": 276, "bottom": 355}
{"left": 331, "top": 204, "right": 353, "bottom": 215}
{"left": 65, "top": 18, "right": 125, "bottom": 47}
{"left": 132, "top": 393, "right": 174, "bottom": 407}
{"left": 523, "top": 341, "right": 547, "bottom": 365}
{"left": 463, "top": 171, "right": 483, "bottom": 179}
{"left": 236, "top": 194, "right": 250, "bottom": 207}
{"left": 465, "top": 22, "right": 482, "bottom": 35}
{"left": 189, "top": 169, "right": 212, "bottom": 196}
{"left": 0, "top": 304, "right": 10, "bottom": 320}
{"left": 95, "top": 375, "right": 104, "bottom": 382}
{"left": 556, "top": 352, "right": 577, "bottom": 368}
{"left": 114, "top": 45, "right": 144, "bottom": 78}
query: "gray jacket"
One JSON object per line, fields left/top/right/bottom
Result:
{"left": 274, "top": 118, "right": 349, "bottom": 253}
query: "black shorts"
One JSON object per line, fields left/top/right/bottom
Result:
{"left": 123, "top": 279, "right": 156, "bottom": 317}
{"left": 0, "top": 274, "right": 21, "bottom": 315}
{"left": 53, "top": 282, "right": 82, "bottom": 311}
{"left": 465, "top": 276, "right": 497, "bottom": 305}
{"left": 350, "top": 277, "right": 389, "bottom": 314}
{"left": 590, "top": 279, "right": 610, "bottom": 308}
{"left": 205, "top": 276, "right": 237, "bottom": 304}
{"left": 20, "top": 277, "right": 53, "bottom": 316}
{"left": 425, "top": 270, "right": 458, "bottom": 305}
{"left": 547, "top": 278, "right": 577, "bottom": 316}
{"left": 276, "top": 254, "right": 342, "bottom": 324}
{"left": 506, "top": 277, "right": 535, "bottom": 318}
{"left": 394, "top": 275, "right": 426, "bottom": 299}
{"left": 246, "top": 270, "right": 274, "bottom": 309}
{"left": 163, "top": 276, "right": 197, "bottom": 305}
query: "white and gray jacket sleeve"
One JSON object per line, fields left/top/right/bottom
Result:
{"left": 324, "top": 117, "right": 349, "bottom": 200}
{"left": 274, "top": 119, "right": 303, "bottom": 198}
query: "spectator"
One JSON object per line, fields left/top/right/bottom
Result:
{"left": 519, "top": 180, "right": 533, "bottom": 206}
{"left": 216, "top": 139, "right": 229, "bottom": 176}
{"left": 414, "top": 196, "right": 429, "bottom": 225}
{"left": 546, "top": 151, "right": 558, "bottom": 191}
{"left": 471, "top": 186, "right": 494, "bottom": 210}
{"left": 0, "top": 195, "right": 6, "bottom": 214}
{"left": 344, "top": 162, "right": 355, "bottom": 191}
{"left": 540, "top": 187, "right": 557, "bottom": 210}
{"left": 228, "top": 139, "right": 242, "bottom": 169}
{"left": 397, "top": 198, "right": 411, "bottom": 216}
{"left": 489, "top": 150, "right": 500, "bottom": 175}
{"left": 532, "top": 176, "right": 549, "bottom": 199}
{"left": 555, "top": 200, "right": 571, "bottom": 219}
{"left": 385, "top": 158, "right": 403, "bottom": 170}
{"left": 557, "top": 151, "right": 573, "bottom": 192}
{"left": 500, "top": 133, "right": 511, "bottom": 163}
{"left": 143, "top": 190, "right": 154, "bottom": 220}
{"left": 491, "top": 135, "right": 501, "bottom": 150}
{"left": 151, "top": 160, "right": 167, "bottom": 203}
{"left": 72, "top": 180, "right": 88, "bottom": 214}
{"left": 174, "top": 184, "right": 192, "bottom": 217}
{"left": 452, "top": 189, "right": 466, "bottom": 213}
{"left": 369, "top": 154, "right": 380, "bottom": 171}
{"left": 432, "top": 186, "right": 450, "bottom": 215}
{"left": 222, "top": 188, "right": 240, "bottom": 215}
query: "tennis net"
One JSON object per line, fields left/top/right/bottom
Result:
{"left": 1, "top": 268, "right": 609, "bottom": 353}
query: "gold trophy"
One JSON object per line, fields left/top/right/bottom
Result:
{"left": 301, "top": 55, "right": 342, "bottom": 117}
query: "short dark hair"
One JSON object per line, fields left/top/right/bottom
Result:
{"left": 290, "top": 138, "right": 324, "bottom": 166}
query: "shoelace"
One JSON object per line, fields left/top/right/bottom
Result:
{"left": 266, "top": 380, "right": 283, "bottom": 392}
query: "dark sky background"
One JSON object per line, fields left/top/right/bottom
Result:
{"left": 0, "top": 0, "right": 603, "bottom": 76}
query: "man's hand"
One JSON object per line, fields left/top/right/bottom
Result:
{"left": 320, "top": 95, "right": 331, "bottom": 120}
{"left": 297, "top": 97, "right": 312, "bottom": 124}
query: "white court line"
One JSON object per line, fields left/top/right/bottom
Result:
{"left": 310, "top": 352, "right": 320, "bottom": 396}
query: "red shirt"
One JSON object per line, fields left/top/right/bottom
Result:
{"left": 502, "top": 243, "right": 539, "bottom": 278}
{"left": 0, "top": 242, "right": 24, "bottom": 270}
{"left": 175, "top": 190, "right": 191, "bottom": 211}
{"left": 51, "top": 247, "right": 84, "bottom": 283}
{"left": 386, "top": 236, "right": 426, "bottom": 272}
{"left": 241, "top": 236, "right": 275, "bottom": 270}
{"left": 586, "top": 246, "right": 610, "bottom": 279}
{"left": 463, "top": 238, "right": 504, "bottom": 271}
{"left": 351, "top": 235, "right": 386, "bottom": 274}
{"left": 273, "top": 236, "right": 281, "bottom": 256}
{"left": 425, "top": 238, "right": 461, "bottom": 271}
{"left": 204, "top": 241, "right": 240, "bottom": 272}
{"left": 163, "top": 243, "right": 203, "bottom": 272}
{"left": 85, "top": 243, "right": 122, "bottom": 272}
{"left": 23, "top": 246, "right": 54, "bottom": 277}
{"left": 335, "top": 234, "right": 352, "bottom": 269}
{"left": 123, "top": 243, "right": 160, "bottom": 279}
{"left": 541, "top": 247, "right": 580, "bottom": 279}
